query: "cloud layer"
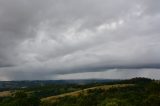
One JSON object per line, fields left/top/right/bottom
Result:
{"left": 0, "top": 0, "right": 160, "bottom": 80}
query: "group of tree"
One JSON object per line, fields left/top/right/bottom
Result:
{"left": 41, "top": 78, "right": 160, "bottom": 106}
{"left": 0, "top": 91, "right": 40, "bottom": 106}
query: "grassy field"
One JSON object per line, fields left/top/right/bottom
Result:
{"left": 41, "top": 84, "right": 133, "bottom": 103}
{"left": 0, "top": 91, "right": 11, "bottom": 97}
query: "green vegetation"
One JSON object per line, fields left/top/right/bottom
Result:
{"left": 41, "top": 78, "right": 160, "bottom": 106}
{"left": 0, "top": 91, "right": 40, "bottom": 106}
{"left": 41, "top": 84, "right": 132, "bottom": 102}
{"left": 0, "top": 78, "right": 159, "bottom": 106}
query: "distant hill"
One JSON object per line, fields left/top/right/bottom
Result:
{"left": 0, "top": 79, "right": 119, "bottom": 91}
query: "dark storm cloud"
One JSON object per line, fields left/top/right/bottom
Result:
{"left": 0, "top": 0, "right": 160, "bottom": 80}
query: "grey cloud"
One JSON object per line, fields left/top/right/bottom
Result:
{"left": 0, "top": 0, "right": 53, "bottom": 67}
{"left": 55, "top": 69, "right": 160, "bottom": 80}
{"left": 0, "top": 0, "right": 160, "bottom": 80}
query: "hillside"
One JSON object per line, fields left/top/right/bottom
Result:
{"left": 41, "top": 78, "right": 160, "bottom": 106}
{"left": 42, "top": 84, "right": 133, "bottom": 103}
{"left": 0, "top": 78, "right": 159, "bottom": 106}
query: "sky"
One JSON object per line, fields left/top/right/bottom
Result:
{"left": 0, "top": 0, "right": 160, "bottom": 80}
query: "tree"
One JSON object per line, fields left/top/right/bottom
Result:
{"left": 143, "top": 95, "right": 160, "bottom": 106}
{"left": 0, "top": 91, "right": 40, "bottom": 106}
{"left": 101, "top": 98, "right": 131, "bottom": 106}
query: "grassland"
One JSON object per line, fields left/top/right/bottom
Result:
{"left": 0, "top": 91, "right": 11, "bottom": 97}
{"left": 41, "top": 84, "right": 133, "bottom": 103}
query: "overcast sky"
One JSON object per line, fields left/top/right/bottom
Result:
{"left": 0, "top": 0, "right": 160, "bottom": 80}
